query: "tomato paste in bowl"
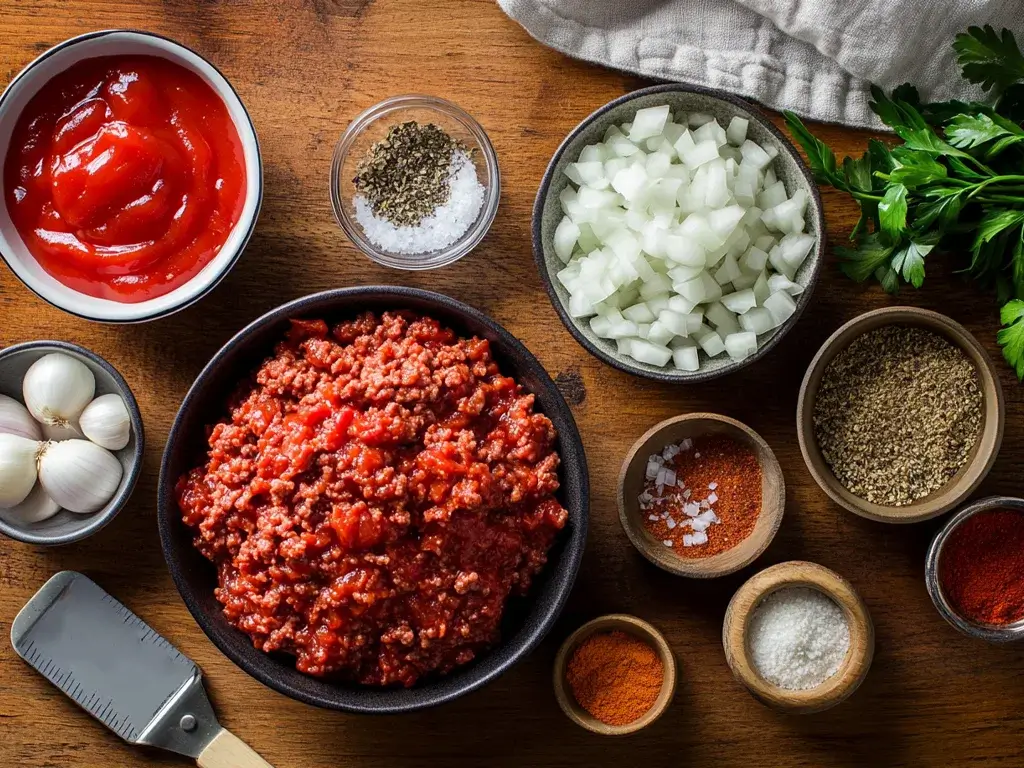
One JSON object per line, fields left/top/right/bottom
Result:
{"left": 0, "top": 31, "right": 261, "bottom": 322}
{"left": 158, "top": 287, "right": 589, "bottom": 712}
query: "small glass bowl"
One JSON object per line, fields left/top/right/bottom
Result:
{"left": 331, "top": 95, "right": 500, "bottom": 270}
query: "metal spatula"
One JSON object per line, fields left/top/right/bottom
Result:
{"left": 11, "top": 571, "right": 276, "bottom": 768}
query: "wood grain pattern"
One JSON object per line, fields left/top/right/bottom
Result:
{"left": 617, "top": 413, "right": 785, "bottom": 578}
{"left": 722, "top": 560, "right": 875, "bottom": 714}
{"left": 1, "top": 1, "right": 1024, "bottom": 766}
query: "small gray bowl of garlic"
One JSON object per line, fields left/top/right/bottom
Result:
{"left": 0, "top": 340, "right": 143, "bottom": 545}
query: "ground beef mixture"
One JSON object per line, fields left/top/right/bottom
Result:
{"left": 177, "top": 312, "right": 568, "bottom": 687}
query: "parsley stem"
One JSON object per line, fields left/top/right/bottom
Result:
{"left": 976, "top": 195, "right": 1024, "bottom": 204}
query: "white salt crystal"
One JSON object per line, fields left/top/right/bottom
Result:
{"left": 680, "top": 438, "right": 694, "bottom": 451}
{"left": 682, "top": 531, "right": 708, "bottom": 547}
{"left": 708, "top": 492, "right": 719, "bottom": 505}
{"left": 666, "top": 518, "right": 677, "bottom": 529}
{"left": 747, "top": 587, "right": 851, "bottom": 691}
{"left": 683, "top": 502, "right": 700, "bottom": 517}
{"left": 709, "top": 482, "right": 718, "bottom": 490}
{"left": 682, "top": 489, "right": 691, "bottom": 499}
{"left": 663, "top": 539, "right": 674, "bottom": 547}
{"left": 648, "top": 515, "right": 659, "bottom": 521}
{"left": 354, "top": 151, "right": 484, "bottom": 255}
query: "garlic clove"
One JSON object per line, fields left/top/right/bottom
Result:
{"left": 0, "top": 484, "right": 61, "bottom": 525}
{"left": 0, "top": 433, "right": 41, "bottom": 509}
{"left": 23, "top": 353, "right": 95, "bottom": 429}
{"left": 78, "top": 393, "right": 131, "bottom": 451}
{"left": 38, "top": 439, "right": 122, "bottom": 514}
{"left": 0, "top": 394, "right": 42, "bottom": 440}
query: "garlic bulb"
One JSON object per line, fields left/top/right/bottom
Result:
{"left": 79, "top": 394, "right": 131, "bottom": 451}
{"left": 0, "top": 484, "right": 60, "bottom": 525}
{"left": 0, "top": 394, "right": 41, "bottom": 440}
{"left": 38, "top": 439, "right": 122, "bottom": 514}
{"left": 23, "top": 353, "right": 95, "bottom": 430}
{"left": 0, "top": 433, "right": 41, "bottom": 509}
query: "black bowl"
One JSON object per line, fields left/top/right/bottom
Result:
{"left": 157, "top": 286, "right": 589, "bottom": 713}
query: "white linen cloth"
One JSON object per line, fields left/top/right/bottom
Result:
{"left": 497, "top": 0, "right": 1024, "bottom": 129}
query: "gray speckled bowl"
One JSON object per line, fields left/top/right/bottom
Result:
{"left": 533, "top": 84, "right": 825, "bottom": 382}
{"left": 0, "top": 341, "right": 144, "bottom": 545}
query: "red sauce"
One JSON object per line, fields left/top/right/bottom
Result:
{"left": 176, "top": 312, "right": 568, "bottom": 687}
{"left": 4, "top": 55, "right": 246, "bottom": 302}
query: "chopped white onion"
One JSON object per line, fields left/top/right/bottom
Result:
{"left": 554, "top": 106, "right": 815, "bottom": 370}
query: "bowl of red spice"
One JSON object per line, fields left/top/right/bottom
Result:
{"left": 926, "top": 495, "right": 1024, "bottom": 643}
{"left": 553, "top": 614, "right": 676, "bottom": 735}
{"left": 618, "top": 413, "right": 785, "bottom": 578}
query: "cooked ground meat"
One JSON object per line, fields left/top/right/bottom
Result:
{"left": 176, "top": 311, "right": 568, "bottom": 687}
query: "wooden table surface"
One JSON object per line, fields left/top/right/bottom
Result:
{"left": 2, "top": 2, "right": 1023, "bottom": 767}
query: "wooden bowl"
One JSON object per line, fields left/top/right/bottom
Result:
{"left": 796, "top": 306, "right": 1004, "bottom": 524}
{"left": 553, "top": 614, "right": 677, "bottom": 735}
{"left": 618, "top": 413, "right": 785, "bottom": 578}
{"left": 723, "top": 561, "right": 874, "bottom": 713}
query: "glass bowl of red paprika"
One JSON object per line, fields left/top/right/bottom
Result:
{"left": 926, "top": 495, "right": 1024, "bottom": 643}
{"left": 0, "top": 30, "right": 262, "bottom": 323}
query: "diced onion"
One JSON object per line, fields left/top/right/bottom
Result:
{"left": 553, "top": 105, "right": 815, "bottom": 372}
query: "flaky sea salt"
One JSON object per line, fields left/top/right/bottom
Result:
{"left": 748, "top": 587, "right": 850, "bottom": 690}
{"left": 354, "top": 150, "right": 484, "bottom": 255}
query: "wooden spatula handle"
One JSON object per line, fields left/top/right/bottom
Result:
{"left": 196, "top": 728, "right": 274, "bottom": 768}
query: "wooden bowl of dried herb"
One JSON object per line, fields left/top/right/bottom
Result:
{"left": 797, "top": 306, "right": 1005, "bottom": 524}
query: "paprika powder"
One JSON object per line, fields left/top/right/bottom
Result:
{"left": 939, "top": 509, "right": 1024, "bottom": 626}
{"left": 640, "top": 434, "right": 761, "bottom": 557}
{"left": 566, "top": 631, "right": 664, "bottom": 726}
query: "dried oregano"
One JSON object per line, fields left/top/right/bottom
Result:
{"left": 813, "top": 326, "right": 983, "bottom": 507}
{"left": 353, "top": 121, "right": 468, "bottom": 227}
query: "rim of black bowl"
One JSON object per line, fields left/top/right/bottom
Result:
{"left": 0, "top": 29, "right": 263, "bottom": 324}
{"left": 157, "top": 286, "right": 590, "bottom": 713}
{"left": 531, "top": 82, "right": 826, "bottom": 383}
{"left": 0, "top": 340, "right": 145, "bottom": 546}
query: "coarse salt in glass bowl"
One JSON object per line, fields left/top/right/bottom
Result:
{"left": 331, "top": 95, "right": 500, "bottom": 270}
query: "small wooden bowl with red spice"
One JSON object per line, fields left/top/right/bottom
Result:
{"left": 926, "top": 495, "right": 1024, "bottom": 643}
{"left": 553, "top": 614, "right": 677, "bottom": 735}
{"left": 618, "top": 413, "right": 785, "bottom": 578}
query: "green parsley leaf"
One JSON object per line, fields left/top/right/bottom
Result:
{"left": 783, "top": 111, "right": 841, "bottom": 185}
{"left": 888, "top": 150, "right": 947, "bottom": 187}
{"left": 945, "top": 113, "right": 1019, "bottom": 148}
{"left": 890, "top": 239, "right": 935, "bottom": 288}
{"left": 976, "top": 209, "right": 1024, "bottom": 248}
{"left": 914, "top": 192, "right": 962, "bottom": 229}
{"left": 955, "top": 26, "right": 1024, "bottom": 94}
{"left": 878, "top": 184, "right": 909, "bottom": 240}
{"left": 997, "top": 299, "right": 1024, "bottom": 380}
{"left": 836, "top": 233, "right": 894, "bottom": 283}
{"left": 1013, "top": 228, "right": 1024, "bottom": 297}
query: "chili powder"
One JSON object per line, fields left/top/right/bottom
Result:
{"left": 641, "top": 434, "right": 761, "bottom": 558}
{"left": 566, "top": 631, "right": 663, "bottom": 726}
{"left": 939, "top": 509, "right": 1024, "bottom": 626}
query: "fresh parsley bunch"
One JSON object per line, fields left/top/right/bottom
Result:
{"left": 784, "top": 26, "right": 1024, "bottom": 379}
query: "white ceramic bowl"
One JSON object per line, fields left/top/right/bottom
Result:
{"left": 0, "top": 30, "right": 263, "bottom": 323}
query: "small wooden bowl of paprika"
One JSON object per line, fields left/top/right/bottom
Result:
{"left": 926, "top": 495, "right": 1024, "bottom": 643}
{"left": 553, "top": 614, "right": 677, "bottom": 736}
{"left": 618, "top": 413, "right": 785, "bottom": 578}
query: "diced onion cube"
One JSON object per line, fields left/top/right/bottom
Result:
{"left": 684, "top": 139, "right": 720, "bottom": 168}
{"left": 623, "top": 303, "right": 656, "bottom": 324}
{"left": 726, "top": 117, "right": 748, "bottom": 146}
{"left": 628, "top": 105, "right": 671, "bottom": 142}
{"left": 630, "top": 340, "right": 673, "bottom": 366}
{"left": 664, "top": 235, "right": 705, "bottom": 267}
{"left": 554, "top": 217, "right": 581, "bottom": 263}
{"left": 706, "top": 302, "right": 740, "bottom": 336}
{"left": 739, "top": 307, "right": 776, "bottom": 335}
{"left": 724, "top": 331, "right": 758, "bottom": 361}
{"left": 647, "top": 320, "right": 675, "bottom": 346}
{"left": 721, "top": 289, "right": 757, "bottom": 315}
{"left": 658, "top": 309, "right": 691, "bottom": 337}
{"left": 768, "top": 273, "right": 805, "bottom": 296}
{"left": 697, "top": 328, "right": 726, "bottom": 357}
{"left": 764, "top": 291, "right": 797, "bottom": 326}
{"left": 673, "top": 345, "right": 700, "bottom": 371}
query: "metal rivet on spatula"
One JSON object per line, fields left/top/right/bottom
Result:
{"left": 180, "top": 714, "right": 197, "bottom": 732}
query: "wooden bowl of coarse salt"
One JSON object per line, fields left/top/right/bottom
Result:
{"left": 797, "top": 306, "right": 1004, "bottom": 524}
{"left": 723, "top": 560, "right": 874, "bottom": 714}
{"left": 618, "top": 412, "right": 785, "bottom": 578}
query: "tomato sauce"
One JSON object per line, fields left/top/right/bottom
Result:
{"left": 4, "top": 56, "right": 246, "bottom": 302}
{"left": 176, "top": 312, "right": 568, "bottom": 687}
